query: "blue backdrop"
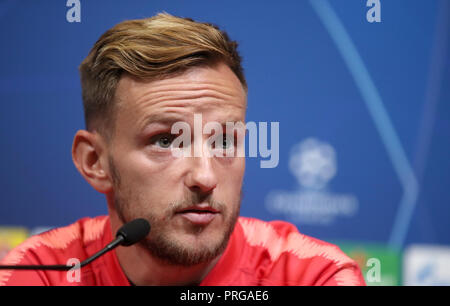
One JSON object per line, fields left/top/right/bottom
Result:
{"left": 0, "top": 0, "right": 449, "bottom": 255}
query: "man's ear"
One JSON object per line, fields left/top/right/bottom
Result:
{"left": 72, "top": 130, "right": 113, "bottom": 194}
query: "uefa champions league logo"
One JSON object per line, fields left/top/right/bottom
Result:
{"left": 265, "top": 138, "right": 359, "bottom": 226}
{"left": 289, "top": 138, "right": 337, "bottom": 190}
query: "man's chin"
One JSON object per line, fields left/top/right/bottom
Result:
{"left": 141, "top": 227, "right": 231, "bottom": 267}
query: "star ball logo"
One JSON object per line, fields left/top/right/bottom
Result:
{"left": 265, "top": 138, "right": 359, "bottom": 226}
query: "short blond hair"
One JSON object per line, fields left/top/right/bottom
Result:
{"left": 79, "top": 13, "right": 246, "bottom": 139}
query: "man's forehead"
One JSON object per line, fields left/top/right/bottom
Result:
{"left": 115, "top": 63, "right": 247, "bottom": 128}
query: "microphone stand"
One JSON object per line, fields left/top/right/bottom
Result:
{"left": 0, "top": 233, "right": 125, "bottom": 271}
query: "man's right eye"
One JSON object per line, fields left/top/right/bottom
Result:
{"left": 150, "top": 134, "right": 175, "bottom": 149}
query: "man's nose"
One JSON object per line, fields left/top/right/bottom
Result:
{"left": 185, "top": 154, "right": 218, "bottom": 194}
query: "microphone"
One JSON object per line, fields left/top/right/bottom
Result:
{"left": 0, "top": 218, "right": 150, "bottom": 271}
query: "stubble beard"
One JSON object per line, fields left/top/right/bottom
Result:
{"left": 109, "top": 156, "right": 241, "bottom": 267}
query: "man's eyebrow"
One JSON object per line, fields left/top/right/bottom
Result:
{"left": 139, "top": 113, "right": 246, "bottom": 131}
{"left": 139, "top": 113, "right": 186, "bottom": 130}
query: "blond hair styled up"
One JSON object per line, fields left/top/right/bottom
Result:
{"left": 79, "top": 13, "right": 246, "bottom": 139}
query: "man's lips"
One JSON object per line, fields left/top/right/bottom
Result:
{"left": 175, "top": 204, "right": 219, "bottom": 225}
{"left": 176, "top": 205, "right": 219, "bottom": 214}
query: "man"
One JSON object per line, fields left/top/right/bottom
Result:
{"left": 0, "top": 13, "right": 365, "bottom": 286}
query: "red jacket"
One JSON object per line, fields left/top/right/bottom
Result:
{"left": 0, "top": 216, "right": 365, "bottom": 286}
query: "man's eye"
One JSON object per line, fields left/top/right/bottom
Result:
{"left": 151, "top": 134, "right": 174, "bottom": 148}
{"left": 158, "top": 137, "right": 172, "bottom": 148}
{"left": 221, "top": 135, "right": 233, "bottom": 149}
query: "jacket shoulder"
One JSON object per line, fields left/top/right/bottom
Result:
{"left": 0, "top": 216, "right": 108, "bottom": 286}
{"left": 236, "top": 217, "right": 365, "bottom": 285}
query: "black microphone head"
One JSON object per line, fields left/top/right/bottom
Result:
{"left": 116, "top": 218, "right": 151, "bottom": 246}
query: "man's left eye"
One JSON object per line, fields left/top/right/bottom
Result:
{"left": 214, "top": 134, "right": 234, "bottom": 149}
{"left": 221, "top": 135, "right": 233, "bottom": 149}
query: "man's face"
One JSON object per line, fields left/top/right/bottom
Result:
{"left": 107, "top": 62, "right": 246, "bottom": 266}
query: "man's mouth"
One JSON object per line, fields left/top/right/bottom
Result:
{"left": 175, "top": 204, "right": 219, "bottom": 225}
